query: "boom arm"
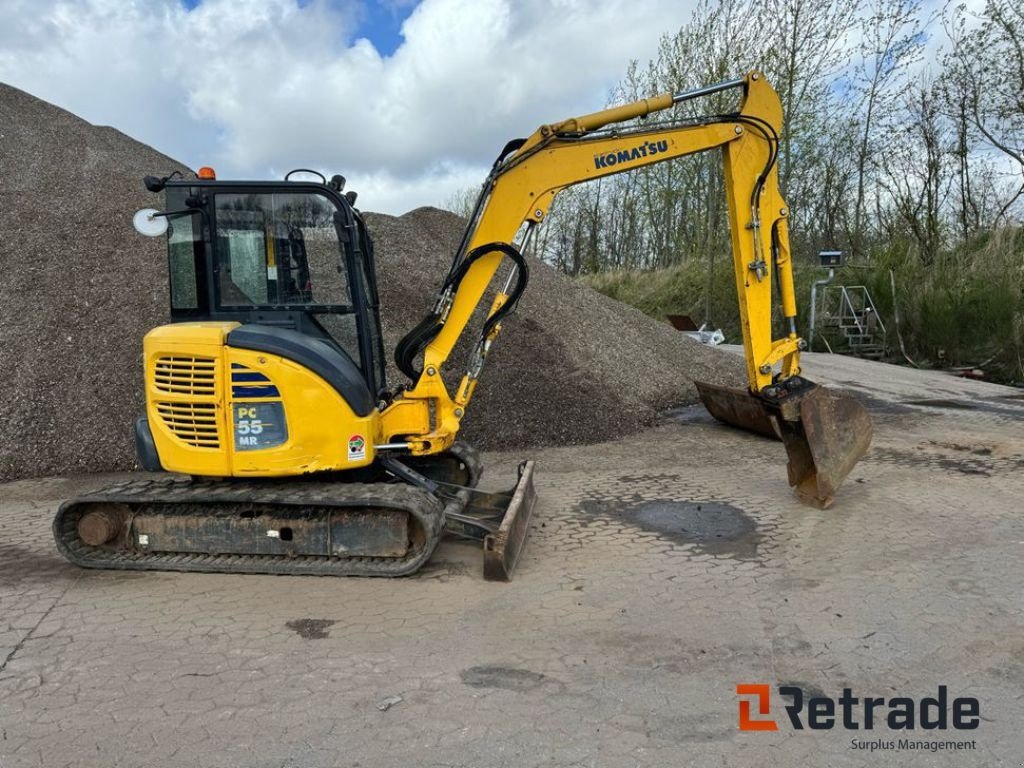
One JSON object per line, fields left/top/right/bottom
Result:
{"left": 380, "top": 71, "right": 801, "bottom": 453}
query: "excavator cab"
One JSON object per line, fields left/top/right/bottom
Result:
{"left": 159, "top": 180, "right": 386, "bottom": 398}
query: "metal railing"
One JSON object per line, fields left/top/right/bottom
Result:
{"left": 810, "top": 284, "right": 887, "bottom": 353}
{"left": 833, "top": 285, "right": 886, "bottom": 336}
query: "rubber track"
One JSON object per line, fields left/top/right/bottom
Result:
{"left": 53, "top": 476, "right": 457, "bottom": 577}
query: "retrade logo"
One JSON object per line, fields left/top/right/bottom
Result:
{"left": 737, "top": 684, "right": 778, "bottom": 731}
{"left": 736, "top": 684, "right": 980, "bottom": 732}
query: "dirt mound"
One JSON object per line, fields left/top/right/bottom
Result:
{"left": 0, "top": 83, "right": 744, "bottom": 481}
{"left": 0, "top": 83, "right": 189, "bottom": 481}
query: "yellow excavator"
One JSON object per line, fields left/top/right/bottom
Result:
{"left": 54, "top": 71, "right": 871, "bottom": 580}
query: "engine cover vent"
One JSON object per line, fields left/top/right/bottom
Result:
{"left": 154, "top": 356, "right": 217, "bottom": 396}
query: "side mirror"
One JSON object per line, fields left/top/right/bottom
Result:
{"left": 133, "top": 208, "right": 168, "bottom": 237}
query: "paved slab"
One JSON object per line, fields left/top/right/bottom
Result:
{"left": 1, "top": 355, "right": 1022, "bottom": 767}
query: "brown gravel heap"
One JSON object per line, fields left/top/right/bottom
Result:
{"left": 0, "top": 83, "right": 744, "bottom": 481}
{"left": 0, "top": 83, "right": 188, "bottom": 482}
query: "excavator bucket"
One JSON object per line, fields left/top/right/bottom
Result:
{"left": 696, "top": 380, "right": 779, "bottom": 439}
{"left": 696, "top": 378, "right": 872, "bottom": 508}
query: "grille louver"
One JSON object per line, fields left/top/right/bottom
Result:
{"left": 153, "top": 355, "right": 221, "bottom": 448}
{"left": 155, "top": 402, "right": 220, "bottom": 448}
{"left": 154, "top": 356, "right": 217, "bottom": 396}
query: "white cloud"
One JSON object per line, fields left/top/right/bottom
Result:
{"left": 0, "top": 0, "right": 700, "bottom": 213}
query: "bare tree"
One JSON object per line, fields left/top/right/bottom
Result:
{"left": 850, "top": 0, "right": 929, "bottom": 258}
{"left": 877, "top": 78, "right": 952, "bottom": 264}
{"left": 442, "top": 186, "right": 479, "bottom": 219}
{"left": 946, "top": 0, "right": 1024, "bottom": 224}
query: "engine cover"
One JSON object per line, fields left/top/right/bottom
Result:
{"left": 143, "top": 322, "right": 379, "bottom": 477}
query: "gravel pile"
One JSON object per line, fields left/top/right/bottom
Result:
{"left": 0, "top": 83, "right": 744, "bottom": 481}
{"left": 0, "top": 83, "right": 189, "bottom": 482}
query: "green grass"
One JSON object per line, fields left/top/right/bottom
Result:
{"left": 580, "top": 229, "right": 1024, "bottom": 384}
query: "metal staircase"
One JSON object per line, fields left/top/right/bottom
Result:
{"left": 817, "top": 285, "right": 886, "bottom": 358}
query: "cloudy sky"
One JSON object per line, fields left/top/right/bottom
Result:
{"left": 0, "top": 0, "right": 704, "bottom": 213}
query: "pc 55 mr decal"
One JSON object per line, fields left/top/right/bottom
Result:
{"left": 233, "top": 403, "right": 288, "bottom": 450}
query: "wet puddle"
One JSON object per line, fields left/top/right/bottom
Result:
{"left": 579, "top": 498, "right": 761, "bottom": 559}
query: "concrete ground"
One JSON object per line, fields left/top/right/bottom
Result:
{"left": 1, "top": 353, "right": 1022, "bottom": 767}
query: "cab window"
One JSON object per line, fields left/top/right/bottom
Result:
{"left": 164, "top": 194, "right": 201, "bottom": 310}
{"left": 214, "top": 193, "right": 350, "bottom": 308}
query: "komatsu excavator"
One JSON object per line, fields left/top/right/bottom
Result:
{"left": 54, "top": 71, "right": 871, "bottom": 580}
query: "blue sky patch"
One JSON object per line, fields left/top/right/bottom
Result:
{"left": 356, "top": 1, "right": 418, "bottom": 57}
{"left": 180, "top": 1, "right": 417, "bottom": 56}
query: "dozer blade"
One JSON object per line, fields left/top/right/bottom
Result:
{"left": 482, "top": 460, "right": 537, "bottom": 581}
{"left": 444, "top": 460, "right": 537, "bottom": 581}
{"left": 696, "top": 377, "right": 872, "bottom": 508}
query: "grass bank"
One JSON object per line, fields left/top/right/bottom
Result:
{"left": 580, "top": 229, "right": 1024, "bottom": 385}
